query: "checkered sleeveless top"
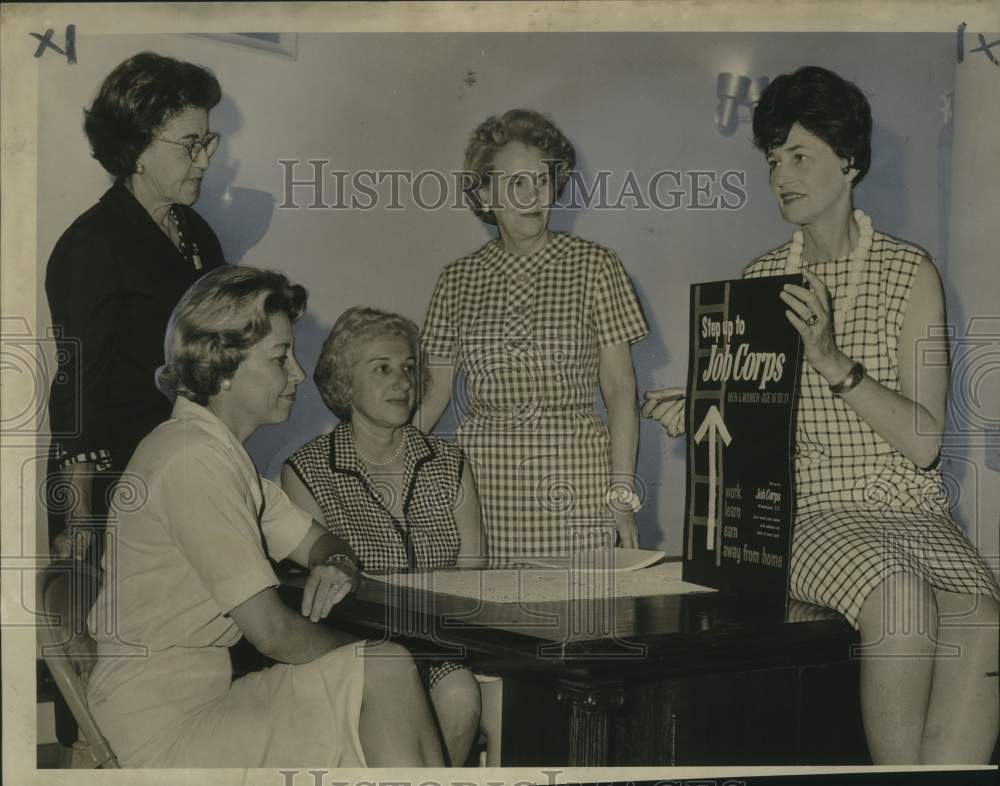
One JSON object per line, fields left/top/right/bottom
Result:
{"left": 286, "top": 424, "right": 464, "bottom": 573}
{"left": 743, "top": 230, "right": 999, "bottom": 627}
{"left": 744, "top": 230, "right": 950, "bottom": 515}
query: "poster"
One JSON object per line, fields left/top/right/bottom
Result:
{"left": 682, "top": 275, "right": 803, "bottom": 604}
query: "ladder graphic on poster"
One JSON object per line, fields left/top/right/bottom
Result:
{"left": 686, "top": 282, "right": 732, "bottom": 566}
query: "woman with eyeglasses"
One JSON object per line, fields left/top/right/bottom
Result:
{"left": 45, "top": 51, "right": 226, "bottom": 563}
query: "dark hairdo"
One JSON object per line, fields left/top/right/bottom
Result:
{"left": 313, "top": 307, "right": 425, "bottom": 421}
{"left": 463, "top": 108, "right": 576, "bottom": 225}
{"left": 752, "top": 66, "right": 872, "bottom": 186}
{"left": 84, "top": 51, "right": 222, "bottom": 179}
{"left": 156, "top": 266, "right": 307, "bottom": 405}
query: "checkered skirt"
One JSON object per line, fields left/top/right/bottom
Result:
{"left": 745, "top": 231, "right": 999, "bottom": 627}
{"left": 422, "top": 232, "right": 649, "bottom": 561}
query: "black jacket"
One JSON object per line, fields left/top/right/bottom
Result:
{"left": 46, "top": 182, "right": 226, "bottom": 472}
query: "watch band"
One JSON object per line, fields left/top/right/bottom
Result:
{"left": 52, "top": 443, "right": 113, "bottom": 472}
{"left": 324, "top": 552, "right": 358, "bottom": 577}
{"left": 830, "top": 361, "right": 865, "bottom": 397}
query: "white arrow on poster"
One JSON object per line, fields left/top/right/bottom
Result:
{"left": 693, "top": 405, "right": 732, "bottom": 549}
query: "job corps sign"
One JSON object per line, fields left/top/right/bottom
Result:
{"left": 682, "top": 275, "right": 804, "bottom": 604}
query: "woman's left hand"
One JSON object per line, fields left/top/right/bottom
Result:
{"left": 779, "top": 270, "right": 845, "bottom": 379}
{"left": 301, "top": 562, "right": 355, "bottom": 622}
{"left": 614, "top": 511, "right": 640, "bottom": 549}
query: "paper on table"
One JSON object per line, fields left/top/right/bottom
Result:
{"left": 366, "top": 560, "right": 716, "bottom": 604}
{"left": 514, "top": 547, "right": 667, "bottom": 572}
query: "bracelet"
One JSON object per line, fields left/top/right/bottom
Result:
{"left": 323, "top": 552, "right": 358, "bottom": 577}
{"left": 52, "top": 444, "right": 113, "bottom": 472}
{"left": 605, "top": 487, "right": 642, "bottom": 513}
{"left": 830, "top": 361, "right": 865, "bottom": 397}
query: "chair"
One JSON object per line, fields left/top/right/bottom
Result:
{"left": 36, "top": 561, "right": 119, "bottom": 768}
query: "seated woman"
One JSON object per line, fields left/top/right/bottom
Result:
{"left": 282, "top": 306, "right": 484, "bottom": 765}
{"left": 86, "top": 268, "right": 444, "bottom": 767}
{"left": 644, "top": 66, "right": 999, "bottom": 763}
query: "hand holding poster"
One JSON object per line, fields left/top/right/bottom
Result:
{"left": 682, "top": 275, "right": 804, "bottom": 606}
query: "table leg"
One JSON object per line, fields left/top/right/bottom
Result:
{"left": 555, "top": 681, "right": 625, "bottom": 766}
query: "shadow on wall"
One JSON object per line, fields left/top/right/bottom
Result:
{"left": 548, "top": 148, "right": 585, "bottom": 237}
{"left": 933, "top": 102, "right": 982, "bottom": 541}
{"left": 940, "top": 298, "right": 997, "bottom": 545}
{"left": 935, "top": 96, "right": 954, "bottom": 273}
{"left": 197, "top": 93, "right": 276, "bottom": 265}
{"left": 863, "top": 122, "right": 906, "bottom": 237}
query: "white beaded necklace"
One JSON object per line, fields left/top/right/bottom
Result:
{"left": 354, "top": 435, "right": 405, "bottom": 467}
{"left": 784, "top": 208, "right": 874, "bottom": 329}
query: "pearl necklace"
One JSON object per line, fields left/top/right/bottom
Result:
{"left": 784, "top": 208, "right": 873, "bottom": 329}
{"left": 354, "top": 435, "right": 405, "bottom": 467}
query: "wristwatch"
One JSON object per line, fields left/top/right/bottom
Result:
{"left": 324, "top": 552, "right": 358, "bottom": 578}
{"left": 830, "top": 361, "right": 865, "bottom": 398}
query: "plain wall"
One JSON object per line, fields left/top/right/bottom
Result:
{"left": 944, "top": 39, "right": 1000, "bottom": 577}
{"left": 37, "top": 32, "right": 969, "bottom": 555}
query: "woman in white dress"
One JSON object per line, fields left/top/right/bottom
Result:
{"left": 86, "top": 266, "right": 444, "bottom": 767}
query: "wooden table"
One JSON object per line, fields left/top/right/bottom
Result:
{"left": 279, "top": 564, "right": 870, "bottom": 766}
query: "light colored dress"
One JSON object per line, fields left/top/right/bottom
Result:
{"left": 86, "top": 397, "right": 367, "bottom": 767}
{"left": 744, "top": 230, "right": 1000, "bottom": 627}
{"left": 422, "top": 232, "right": 648, "bottom": 561}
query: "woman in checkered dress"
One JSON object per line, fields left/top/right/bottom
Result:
{"left": 282, "top": 307, "right": 484, "bottom": 766}
{"left": 646, "top": 67, "right": 999, "bottom": 764}
{"left": 417, "top": 109, "right": 649, "bottom": 562}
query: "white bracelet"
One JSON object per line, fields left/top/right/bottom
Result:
{"left": 605, "top": 487, "right": 642, "bottom": 513}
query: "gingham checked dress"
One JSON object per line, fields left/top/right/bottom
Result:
{"left": 286, "top": 423, "right": 466, "bottom": 688}
{"left": 744, "top": 230, "right": 1000, "bottom": 628}
{"left": 422, "top": 232, "right": 649, "bottom": 562}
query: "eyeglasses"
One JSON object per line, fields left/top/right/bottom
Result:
{"left": 155, "top": 132, "right": 221, "bottom": 162}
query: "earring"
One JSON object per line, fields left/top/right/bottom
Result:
{"left": 136, "top": 163, "right": 145, "bottom": 174}
{"left": 221, "top": 379, "right": 232, "bottom": 391}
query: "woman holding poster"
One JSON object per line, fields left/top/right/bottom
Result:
{"left": 644, "top": 66, "right": 999, "bottom": 764}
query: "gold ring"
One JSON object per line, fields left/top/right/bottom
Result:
{"left": 805, "top": 314, "right": 819, "bottom": 326}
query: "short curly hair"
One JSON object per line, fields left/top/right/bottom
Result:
{"left": 156, "top": 266, "right": 307, "bottom": 405}
{"left": 314, "top": 307, "right": 425, "bottom": 421}
{"left": 84, "top": 51, "right": 222, "bottom": 179}
{"left": 463, "top": 109, "right": 576, "bottom": 225}
{"left": 752, "top": 66, "right": 872, "bottom": 186}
